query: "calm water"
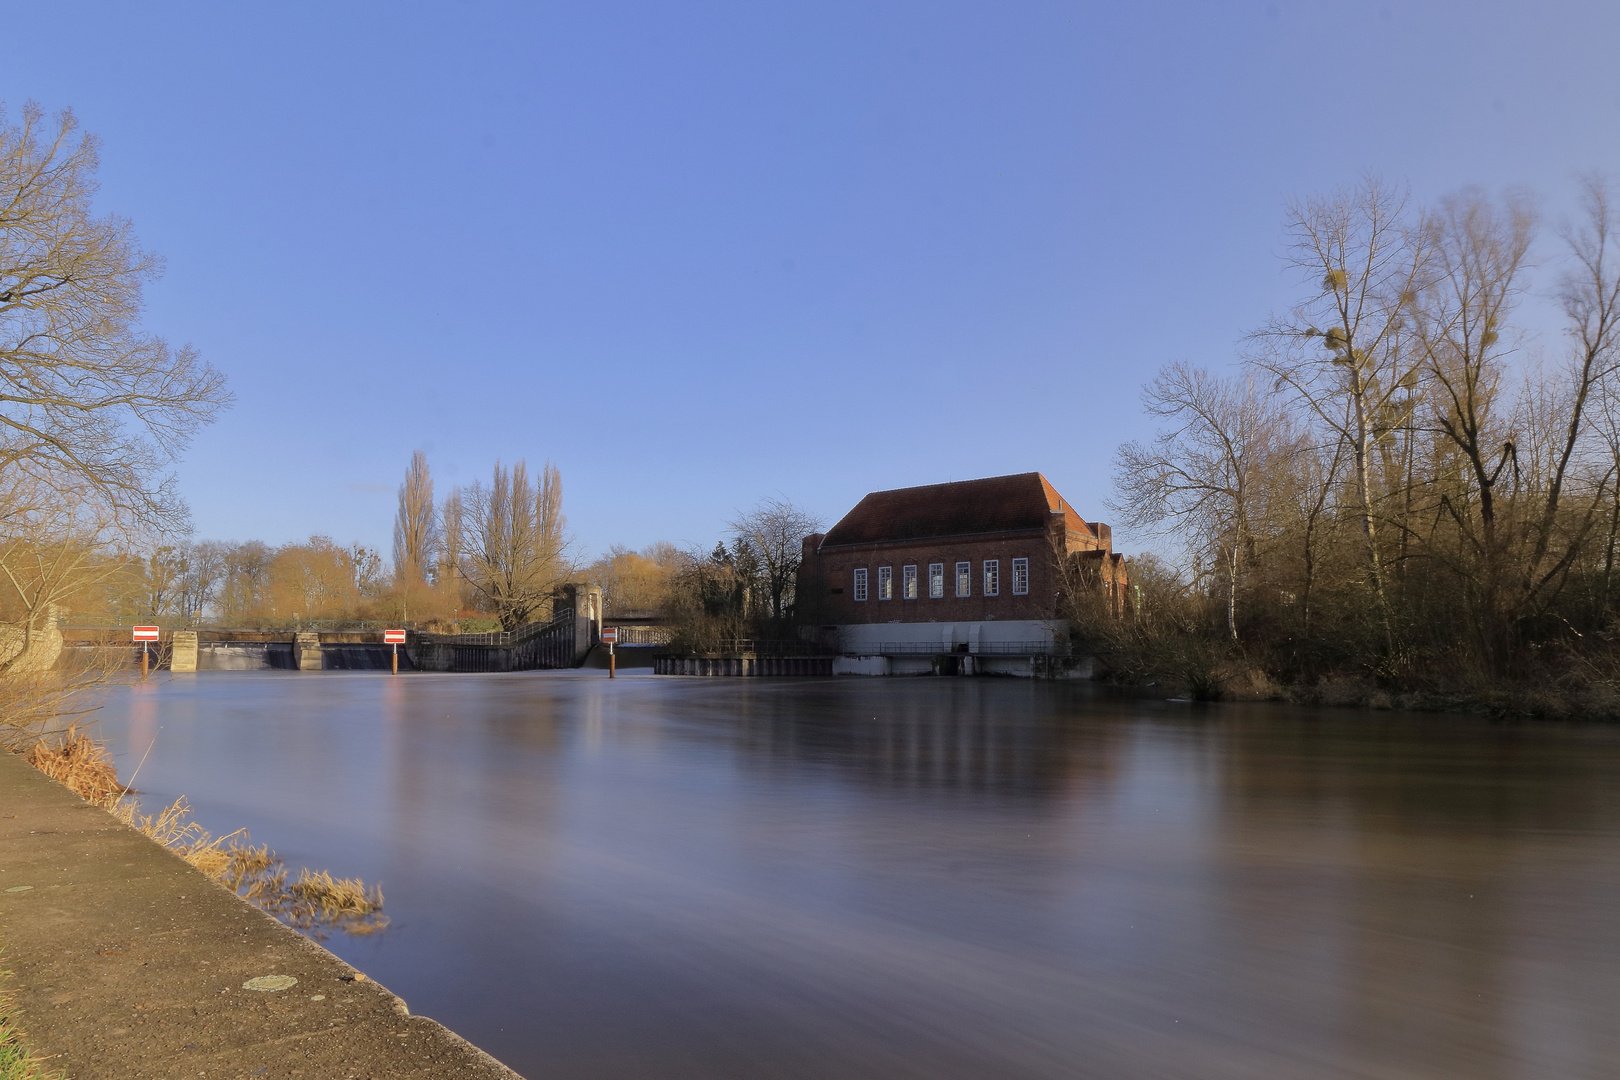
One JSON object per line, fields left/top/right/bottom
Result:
{"left": 94, "top": 671, "right": 1620, "bottom": 1079}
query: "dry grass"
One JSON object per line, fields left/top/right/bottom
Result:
{"left": 107, "top": 795, "right": 389, "bottom": 940}
{"left": 24, "top": 728, "right": 127, "bottom": 808}
{"left": 22, "top": 729, "right": 388, "bottom": 940}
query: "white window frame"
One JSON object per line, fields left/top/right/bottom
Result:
{"left": 929, "top": 563, "right": 945, "bottom": 599}
{"left": 878, "top": 565, "right": 893, "bottom": 600}
{"left": 984, "top": 560, "right": 1000, "bottom": 597}
{"left": 955, "top": 561, "right": 972, "bottom": 597}
{"left": 853, "top": 568, "right": 868, "bottom": 601}
{"left": 902, "top": 565, "right": 918, "bottom": 600}
{"left": 1012, "top": 557, "right": 1029, "bottom": 595}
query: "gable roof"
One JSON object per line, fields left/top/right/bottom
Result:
{"left": 819, "top": 472, "right": 1096, "bottom": 548}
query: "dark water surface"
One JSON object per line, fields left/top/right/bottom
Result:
{"left": 95, "top": 672, "right": 1620, "bottom": 1079}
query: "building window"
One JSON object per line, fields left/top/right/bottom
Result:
{"left": 878, "top": 566, "right": 893, "bottom": 600}
{"left": 929, "top": 563, "right": 944, "bottom": 598}
{"left": 955, "top": 561, "right": 971, "bottom": 597}
{"left": 1012, "top": 557, "right": 1029, "bottom": 595}
{"left": 853, "top": 568, "right": 868, "bottom": 601}
{"left": 903, "top": 565, "right": 918, "bottom": 600}
{"left": 984, "top": 560, "right": 1000, "bottom": 596}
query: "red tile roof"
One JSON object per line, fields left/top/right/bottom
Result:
{"left": 819, "top": 473, "right": 1096, "bottom": 548}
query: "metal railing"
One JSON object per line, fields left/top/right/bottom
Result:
{"left": 59, "top": 617, "right": 419, "bottom": 633}
{"left": 415, "top": 609, "right": 575, "bottom": 647}
{"left": 612, "top": 625, "right": 671, "bottom": 646}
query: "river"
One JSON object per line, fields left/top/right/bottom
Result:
{"left": 94, "top": 670, "right": 1620, "bottom": 1079}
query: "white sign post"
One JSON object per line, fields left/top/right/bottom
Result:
{"left": 384, "top": 629, "right": 406, "bottom": 674}
{"left": 133, "top": 625, "right": 159, "bottom": 680}
{"left": 602, "top": 626, "right": 618, "bottom": 678}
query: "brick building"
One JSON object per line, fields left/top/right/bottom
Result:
{"left": 798, "top": 472, "right": 1127, "bottom": 675}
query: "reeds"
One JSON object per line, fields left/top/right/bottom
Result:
{"left": 22, "top": 730, "right": 389, "bottom": 939}
{"left": 108, "top": 795, "right": 389, "bottom": 939}
{"left": 24, "top": 728, "right": 126, "bottom": 808}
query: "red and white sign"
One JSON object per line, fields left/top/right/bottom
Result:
{"left": 383, "top": 629, "right": 406, "bottom": 645}
{"left": 601, "top": 627, "right": 617, "bottom": 645}
{"left": 132, "top": 625, "right": 160, "bottom": 642}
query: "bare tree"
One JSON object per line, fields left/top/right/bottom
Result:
{"left": 1251, "top": 175, "right": 1431, "bottom": 632}
{"left": 454, "top": 460, "right": 568, "bottom": 629}
{"left": 1534, "top": 179, "right": 1620, "bottom": 588}
{"left": 1410, "top": 190, "right": 1537, "bottom": 663}
{"left": 1112, "top": 363, "right": 1297, "bottom": 641}
{"left": 391, "top": 450, "right": 438, "bottom": 586}
{"left": 729, "top": 497, "right": 821, "bottom": 624}
{"left": 138, "top": 546, "right": 183, "bottom": 618}
{"left": 175, "top": 540, "right": 227, "bottom": 620}
{"left": 0, "top": 103, "right": 229, "bottom": 524}
{"left": 217, "top": 541, "right": 272, "bottom": 620}
{"left": 0, "top": 474, "right": 130, "bottom": 671}
{"left": 589, "top": 542, "right": 683, "bottom": 615}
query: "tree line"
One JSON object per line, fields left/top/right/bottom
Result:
{"left": 1098, "top": 176, "right": 1620, "bottom": 711}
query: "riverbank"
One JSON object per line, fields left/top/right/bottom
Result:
{"left": 0, "top": 750, "right": 523, "bottom": 1079}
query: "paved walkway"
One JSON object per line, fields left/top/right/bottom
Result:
{"left": 0, "top": 750, "right": 524, "bottom": 1079}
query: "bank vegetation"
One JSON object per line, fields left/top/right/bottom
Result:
{"left": 1083, "top": 176, "right": 1620, "bottom": 717}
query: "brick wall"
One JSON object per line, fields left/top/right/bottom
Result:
{"left": 799, "top": 517, "right": 1129, "bottom": 627}
{"left": 805, "top": 530, "right": 1062, "bottom": 625}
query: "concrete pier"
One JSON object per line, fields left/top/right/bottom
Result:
{"left": 292, "top": 631, "right": 322, "bottom": 671}
{"left": 0, "top": 751, "right": 524, "bottom": 1079}
{"left": 169, "top": 630, "right": 198, "bottom": 673}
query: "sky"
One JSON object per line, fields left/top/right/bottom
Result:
{"left": 5, "top": 1, "right": 1620, "bottom": 562}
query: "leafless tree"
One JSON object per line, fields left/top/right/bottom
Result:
{"left": 1113, "top": 363, "right": 1298, "bottom": 641}
{"left": 454, "top": 460, "right": 568, "bottom": 630}
{"left": 175, "top": 540, "right": 227, "bottom": 620}
{"left": 217, "top": 541, "right": 272, "bottom": 620}
{"left": 1251, "top": 176, "right": 1432, "bottom": 629}
{"left": 438, "top": 488, "right": 463, "bottom": 587}
{"left": 0, "top": 103, "right": 229, "bottom": 525}
{"left": 1536, "top": 179, "right": 1620, "bottom": 586}
{"left": 589, "top": 542, "right": 683, "bottom": 615}
{"left": 391, "top": 450, "right": 438, "bottom": 586}
{"left": 1409, "top": 190, "right": 1537, "bottom": 661}
{"left": 729, "top": 497, "right": 821, "bottom": 623}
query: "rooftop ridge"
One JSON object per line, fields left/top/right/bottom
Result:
{"left": 820, "top": 472, "right": 1102, "bottom": 549}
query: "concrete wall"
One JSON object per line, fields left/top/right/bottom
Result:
{"left": 194, "top": 641, "right": 415, "bottom": 671}
{"left": 198, "top": 642, "right": 296, "bottom": 670}
{"left": 832, "top": 655, "right": 891, "bottom": 676}
{"left": 835, "top": 618, "right": 1064, "bottom": 654}
{"left": 831, "top": 650, "right": 1094, "bottom": 678}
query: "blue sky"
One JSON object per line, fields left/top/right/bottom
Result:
{"left": 5, "top": 1, "right": 1619, "bottom": 560}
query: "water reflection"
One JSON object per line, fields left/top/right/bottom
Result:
{"left": 92, "top": 673, "right": 1620, "bottom": 1079}
{"left": 691, "top": 682, "right": 1128, "bottom": 796}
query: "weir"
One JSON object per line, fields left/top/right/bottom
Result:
{"left": 59, "top": 584, "right": 606, "bottom": 674}
{"left": 62, "top": 630, "right": 418, "bottom": 672}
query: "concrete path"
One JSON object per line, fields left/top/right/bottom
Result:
{"left": 0, "top": 750, "right": 524, "bottom": 1079}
